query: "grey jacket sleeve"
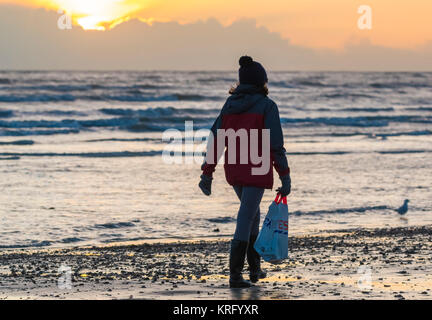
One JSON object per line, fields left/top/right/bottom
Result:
{"left": 264, "top": 101, "right": 290, "bottom": 177}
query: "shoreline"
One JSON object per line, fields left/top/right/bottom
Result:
{"left": 1, "top": 225, "right": 432, "bottom": 300}
{"left": 0, "top": 225, "right": 399, "bottom": 253}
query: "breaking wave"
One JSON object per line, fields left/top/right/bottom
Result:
{"left": 291, "top": 205, "right": 391, "bottom": 216}
{"left": 0, "top": 93, "right": 221, "bottom": 103}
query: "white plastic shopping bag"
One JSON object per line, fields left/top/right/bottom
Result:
{"left": 254, "top": 194, "right": 289, "bottom": 264}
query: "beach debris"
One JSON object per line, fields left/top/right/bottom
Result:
{"left": 1, "top": 226, "right": 432, "bottom": 299}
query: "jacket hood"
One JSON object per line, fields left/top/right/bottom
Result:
{"left": 222, "top": 84, "right": 267, "bottom": 115}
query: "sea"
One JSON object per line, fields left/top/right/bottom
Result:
{"left": 0, "top": 71, "right": 431, "bottom": 248}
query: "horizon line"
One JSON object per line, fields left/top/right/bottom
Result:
{"left": 1, "top": 69, "right": 432, "bottom": 73}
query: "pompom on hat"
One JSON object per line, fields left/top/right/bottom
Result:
{"left": 238, "top": 56, "right": 268, "bottom": 87}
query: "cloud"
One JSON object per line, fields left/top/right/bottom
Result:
{"left": 1, "top": 5, "right": 431, "bottom": 71}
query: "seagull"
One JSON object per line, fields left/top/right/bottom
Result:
{"left": 396, "top": 199, "right": 409, "bottom": 215}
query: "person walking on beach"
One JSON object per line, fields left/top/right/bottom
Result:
{"left": 198, "top": 56, "right": 291, "bottom": 288}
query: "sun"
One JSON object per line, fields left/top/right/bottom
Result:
{"left": 52, "top": 0, "right": 145, "bottom": 30}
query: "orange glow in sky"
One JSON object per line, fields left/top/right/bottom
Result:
{"left": 3, "top": 0, "right": 146, "bottom": 30}
{"left": 59, "top": 0, "right": 145, "bottom": 30}
{"left": 2, "top": 0, "right": 432, "bottom": 49}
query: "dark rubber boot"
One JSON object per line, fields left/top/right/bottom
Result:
{"left": 229, "top": 240, "right": 251, "bottom": 288}
{"left": 247, "top": 234, "right": 267, "bottom": 283}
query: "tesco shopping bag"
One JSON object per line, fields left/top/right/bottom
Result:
{"left": 254, "top": 194, "right": 289, "bottom": 264}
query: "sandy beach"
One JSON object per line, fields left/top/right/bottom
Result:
{"left": 1, "top": 225, "right": 431, "bottom": 300}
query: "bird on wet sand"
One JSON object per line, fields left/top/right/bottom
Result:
{"left": 396, "top": 199, "right": 409, "bottom": 215}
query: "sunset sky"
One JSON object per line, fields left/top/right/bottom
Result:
{"left": 1, "top": 0, "right": 431, "bottom": 70}
{"left": 2, "top": 0, "right": 431, "bottom": 49}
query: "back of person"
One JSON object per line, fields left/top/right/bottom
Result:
{"left": 219, "top": 85, "right": 276, "bottom": 189}
{"left": 198, "top": 56, "right": 292, "bottom": 289}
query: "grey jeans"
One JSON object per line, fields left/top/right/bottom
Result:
{"left": 232, "top": 185, "right": 265, "bottom": 242}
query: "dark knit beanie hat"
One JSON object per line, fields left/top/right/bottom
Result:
{"left": 238, "top": 56, "right": 268, "bottom": 87}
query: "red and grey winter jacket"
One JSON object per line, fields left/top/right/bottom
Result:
{"left": 202, "top": 84, "right": 290, "bottom": 189}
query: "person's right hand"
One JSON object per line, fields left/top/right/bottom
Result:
{"left": 199, "top": 174, "right": 213, "bottom": 196}
{"left": 276, "top": 175, "right": 291, "bottom": 197}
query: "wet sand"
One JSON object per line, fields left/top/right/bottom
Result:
{"left": 1, "top": 225, "right": 432, "bottom": 300}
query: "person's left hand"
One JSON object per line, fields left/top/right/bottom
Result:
{"left": 199, "top": 174, "right": 213, "bottom": 196}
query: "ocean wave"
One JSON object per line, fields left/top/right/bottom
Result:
{"left": 0, "top": 128, "right": 80, "bottom": 136}
{"left": 197, "top": 77, "right": 234, "bottom": 83}
{"left": 0, "top": 83, "right": 168, "bottom": 91}
{"left": 372, "top": 130, "right": 432, "bottom": 138}
{"left": 0, "top": 240, "right": 52, "bottom": 249}
{"left": 338, "top": 107, "right": 394, "bottom": 113}
{"left": 405, "top": 107, "right": 432, "bottom": 112}
{"left": 287, "top": 151, "right": 349, "bottom": 155}
{"left": 293, "top": 79, "right": 326, "bottom": 87}
{"left": 323, "top": 93, "right": 378, "bottom": 99}
{"left": 4, "top": 109, "right": 87, "bottom": 118}
{"left": 207, "top": 217, "right": 236, "bottom": 224}
{"left": 0, "top": 110, "right": 13, "bottom": 118}
{"left": 370, "top": 82, "right": 431, "bottom": 89}
{"left": 100, "top": 107, "right": 216, "bottom": 132}
{"left": 128, "top": 121, "right": 212, "bottom": 132}
{"left": 60, "top": 237, "right": 85, "bottom": 243}
{"left": 261, "top": 77, "right": 332, "bottom": 88}
{"left": 288, "top": 130, "right": 432, "bottom": 139}
{"left": 125, "top": 113, "right": 432, "bottom": 132}
{"left": 409, "top": 99, "right": 432, "bottom": 106}
{"left": 0, "top": 151, "right": 161, "bottom": 158}
{"left": 269, "top": 81, "right": 297, "bottom": 88}
{"left": 100, "top": 108, "right": 143, "bottom": 117}
{"left": 93, "top": 221, "right": 138, "bottom": 229}
{"left": 0, "top": 116, "right": 212, "bottom": 134}
{"left": 23, "top": 110, "right": 88, "bottom": 117}
{"left": 85, "top": 137, "right": 161, "bottom": 143}
{"left": 316, "top": 107, "right": 394, "bottom": 113}
{"left": 1, "top": 148, "right": 430, "bottom": 159}
{"left": 136, "top": 74, "right": 163, "bottom": 81}
{"left": 100, "top": 106, "right": 220, "bottom": 117}
{"left": 0, "top": 93, "right": 221, "bottom": 103}
{"left": 270, "top": 77, "right": 431, "bottom": 90}
{"left": 1, "top": 115, "right": 430, "bottom": 135}
{"left": 0, "top": 84, "right": 94, "bottom": 92}
{"left": 0, "top": 140, "right": 34, "bottom": 145}
{"left": 1, "top": 114, "right": 431, "bottom": 136}
{"left": 291, "top": 205, "right": 391, "bottom": 216}
{"left": 281, "top": 115, "right": 432, "bottom": 127}
{"left": 106, "top": 93, "right": 221, "bottom": 102}
{"left": 133, "top": 84, "right": 167, "bottom": 89}
{"left": 0, "top": 94, "right": 76, "bottom": 102}
{"left": 0, "top": 117, "right": 138, "bottom": 129}
{"left": 377, "top": 150, "right": 430, "bottom": 154}
{"left": 97, "top": 94, "right": 175, "bottom": 102}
